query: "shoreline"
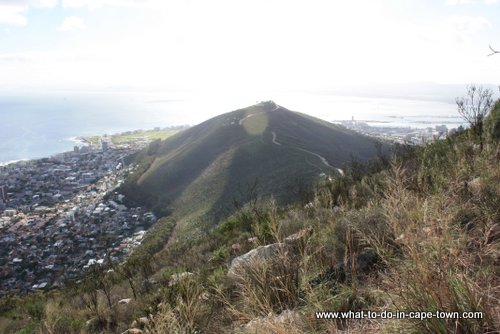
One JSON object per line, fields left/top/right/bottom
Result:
{"left": 0, "top": 137, "right": 96, "bottom": 168}
{"left": 0, "top": 127, "right": 185, "bottom": 167}
{"left": 0, "top": 137, "right": 89, "bottom": 168}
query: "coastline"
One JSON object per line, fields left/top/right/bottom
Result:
{"left": 0, "top": 141, "right": 86, "bottom": 168}
{"left": 0, "top": 137, "right": 88, "bottom": 167}
{"left": 0, "top": 127, "right": 184, "bottom": 167}
{"left": 0, "top": 136, "right": 92, "bottom": 168}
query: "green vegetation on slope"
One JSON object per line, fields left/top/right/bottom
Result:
{"left": 120, "top": 101, "right": 386, "bottom": 234}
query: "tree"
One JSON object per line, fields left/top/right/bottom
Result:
{"left": 79, "top": 275, "right": 101, "bottom": 317}
{"left": 110, "top": 257, "right": 138, "bottom": 300}
{"left": 455, "top": 85, "right": 494, "bottom": 150}
{"left": 86, "top": 263, "right": 114, "bottom": 309}
{"left": 486, "top": 101, "right": 500, "bottom": 141}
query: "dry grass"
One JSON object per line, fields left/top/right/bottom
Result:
{"left": 375, "top": 154, "right": 500, "bottom": 333}
{"left": 147, "top": 274, "right": 208, "bottom": 334}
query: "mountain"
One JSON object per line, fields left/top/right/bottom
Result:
{"left": 120, "top": 101, "right": 385, "bottom": 232}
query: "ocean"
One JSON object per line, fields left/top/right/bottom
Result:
{"left": 0, "top": 91, "right": 464, "bottom": 164}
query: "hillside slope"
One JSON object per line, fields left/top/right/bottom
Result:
{"left": 121, "top": 101, "right": 384, "bottom": 231}
{"left": 2, "top": 101, "right": 498, "bottom": 334}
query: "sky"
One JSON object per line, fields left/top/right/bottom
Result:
{"left": 0, "top": 0, "right": 499, "bottom": 95}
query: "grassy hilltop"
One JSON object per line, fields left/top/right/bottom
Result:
{"left": 120, "top": 101, "right": 384, "bottom": 234}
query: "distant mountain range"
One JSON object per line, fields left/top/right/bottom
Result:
{"left": 120, "top": 101, "right": 385, "bottom": 233}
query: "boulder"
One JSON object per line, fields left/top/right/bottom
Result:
{"left": 228, "top": 228, "right": 312, "bottom": 279}
{"left": 228, "top": 243, "right": 288, "bottom": 278}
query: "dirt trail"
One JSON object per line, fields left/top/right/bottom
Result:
{"left": 271, "top": 131, "right": 281, "bottom": 146}
{"left": 271, "top": 130, "right": 332, "bottom": 168}
{"left": 295, "top": 147, "right": 332, "bottom": 168}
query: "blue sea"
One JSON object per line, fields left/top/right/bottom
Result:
{"left": 0, "top": 90, "right": 464, "bottom": 164}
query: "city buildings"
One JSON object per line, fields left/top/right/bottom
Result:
{"left": 0, "top": 142, "right": 156, "bottom": 295}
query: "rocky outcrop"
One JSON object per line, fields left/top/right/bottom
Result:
{"left": 228, "top": 243, "right": 288, "bottom": 278}
{"left": 228, "top": 228, "right": 312, "bottom": 278}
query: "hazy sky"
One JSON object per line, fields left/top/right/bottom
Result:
{"left": 1, "top": 0, "right": 499, "bottom": 94}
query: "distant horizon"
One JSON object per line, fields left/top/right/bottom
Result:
{"left": 0, "top": 88, "right": 468, "bottom": 164}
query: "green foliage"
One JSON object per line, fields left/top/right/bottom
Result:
{"left": 130, "top": 216, "right": 176, "bottom": 260}
{"left": 206, "top": 266, "right": 226, "bottom": 286}
{"left": 44, "top": 299, "right": 86, "bottom": 334}
{"left": 14, "top": 323, "right": 36, "bottom": 334}
{"left": 25, "top": 300, "right": 44, "bottom": 321}
{"left": 485, "top": 100, "right": 500, "bottom": 141}
{"left": 212, "top": 217, "right": 248, "bottom": 243}
{"left": 210, "top": 245, "right": 229, "bottom": 263}
{"left": 0, "top": 297, "right": 17, "bottom": 317}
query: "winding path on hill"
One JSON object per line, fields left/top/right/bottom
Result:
{"left": 294, "top": 147, "right": 333, "bottom": 168}
{"left": 238, "top": 103, "right": 339, "bottom": 173}
{"left": 270, "top": 130, "right": 333, "bottom": 169}
{"left": 271, "top": 131, "right": 281, "bottom": 146}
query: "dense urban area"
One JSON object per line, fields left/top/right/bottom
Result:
{"left": 338, "top": 118, "right": 459, "bottom": 143}
{"left": 0, "top": 135, "right": 157, "bottom": 296}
